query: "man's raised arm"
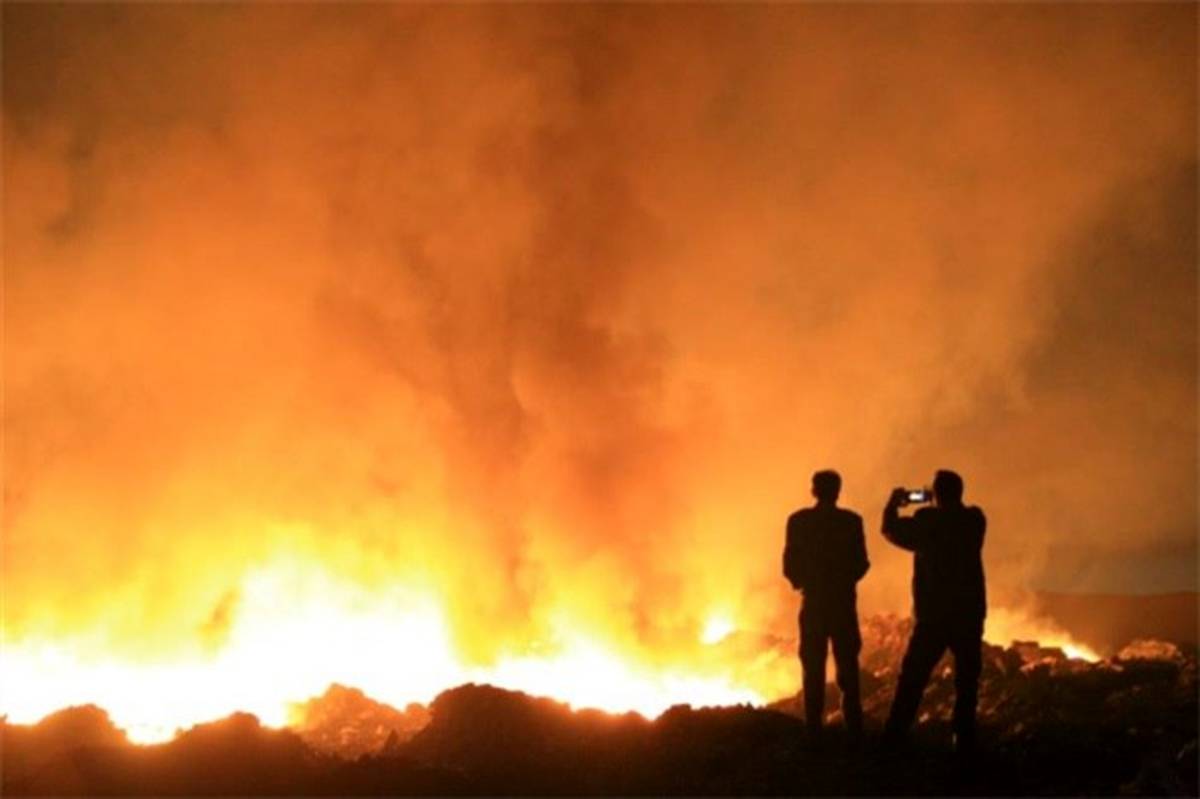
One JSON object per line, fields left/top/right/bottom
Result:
{"left": 881, "top": 487, "right": 918, "bottom": 551}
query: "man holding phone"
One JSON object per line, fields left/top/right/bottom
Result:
{"left": 881, "top": 469, "right": 987, "bottom": 755}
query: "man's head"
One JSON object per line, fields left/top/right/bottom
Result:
{"left": 933, "top": 469, "right": 964, "bottom": 506}
{"left": 811, "top": 470, "right": 841, "bottom": 505}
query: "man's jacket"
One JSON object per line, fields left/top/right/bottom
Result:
{"left": 783, "top": 506, "right": 869, "bottom": 604}
{"left": 885, "top": 505, "right": 987, "bottom": 623}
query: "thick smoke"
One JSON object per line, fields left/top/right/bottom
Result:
{"left": 4, "top": 5, "right": 1195, "bottom": 667}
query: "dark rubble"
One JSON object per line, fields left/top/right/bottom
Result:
{"left": 3, "top": 621, "right": 1197, "bottom": 796}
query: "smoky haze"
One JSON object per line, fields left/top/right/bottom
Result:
{"left": 3, "top": 5, "right": 1196, "bottom": 666}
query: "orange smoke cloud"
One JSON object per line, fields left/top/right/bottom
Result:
{"left": 2, "top": 4, "right": 1195, "bottom": 733}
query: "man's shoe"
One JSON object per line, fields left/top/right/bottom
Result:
{"left": 845, "top": 723, "right": 864, "bottom": 752}
{"left": 877, "top": 728, "right": 905, "bottom": 756}
{"left": 805, "top": 724, "right": 826, "bottom": 750}
{"left": 953, "top": 731, "right": 978, "bottom": 759}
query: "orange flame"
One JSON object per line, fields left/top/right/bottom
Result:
{"left": 984, "top": 606, "right": 1101, "bottom": 662}
{"left": 3, "top": 553, "right": 1107, "bottom": 746}
{"left": 1, "top": 557, "right": 766, "bottom": 743}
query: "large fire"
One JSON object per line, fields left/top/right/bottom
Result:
{"left": 4, "top": 2, "right": 1189, "bottom": 761}
{"left": 1, "top": 553, "right": 1102, "bottom": 745}
{"left": 1, "top": 557, "right": 765, "bottom": 744}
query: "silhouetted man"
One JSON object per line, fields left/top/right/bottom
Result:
{"left": 881, "top": 469, "right": 986, "bottom": 755}
{"left": 783, "top": 470, "right": 869, "bottom": 741}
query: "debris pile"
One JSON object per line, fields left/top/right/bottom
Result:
{"left": 1118, "top": 638, "right": 1187, "bottom": 664}
{"left": 2, "top": 615, "right": 1196, "bottom": 795}
{"left": 288, "top": 684, "right": 430, "bottom": 759}
{"left": 790, "top": 614, "right": 1197, "bottom": 732}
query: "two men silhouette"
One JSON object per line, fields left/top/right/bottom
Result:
{"left": 783, "top": 469, "right": 986, "bottom": 754}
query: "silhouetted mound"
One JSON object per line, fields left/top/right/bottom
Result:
{"left": 406, "top": 684, "right": 651, "bottom": 793}
{"left": 4, "top": 636, "right": 1197, "bottom": 795}
{"left": 2, "top": 709, "right": 313, "bottom": 795}
{"left": 2, "top": 705, "right": 131, "bottom": 795}
{"left": 7, "top": 704, "right": 130, "bottom": 751}
{"left": 1, "top": 709, "right": 462, "bottom": 796}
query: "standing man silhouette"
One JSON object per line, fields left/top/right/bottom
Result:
{"left": 783, "top": 470, "right": 869, "bottom": 742}
{"left": 881, "top": 469, "right": 987, "bottom": 755}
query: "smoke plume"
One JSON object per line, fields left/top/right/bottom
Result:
{"left": 4, "top": 5, "right": 1195, "bottom": 675}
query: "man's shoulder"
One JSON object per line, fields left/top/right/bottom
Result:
{"left": 790, "top": 506, "right": 862, "bottom": 532}
{"left": 829, "top": 508, "right": 863, "bottom": 532}
{"left": 790, "top": 506, "right": 859, "bottom": 518}
{"left": 912, "top": 506, "right": 938, "bottom": 523}
{"left": 943, "top": 505, "right": 985, "bottom": 522}
{"left": 916, "top": 504, "right": 985, "bottom": 530}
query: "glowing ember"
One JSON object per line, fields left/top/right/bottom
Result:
{"left": 1116, "top": 638, "right": 1185, "bottom": 662}
{"left": 984, "top": 607, "right": 1101, "bottom": 663}
{"left": 488, "top": 632, "right": 761, "bottom": 716}
{"left": 700, "top": 615, "right": 735, "bottom": 646}
{"left": 1061, "top": 643, "right": 1098, "bottom": 662}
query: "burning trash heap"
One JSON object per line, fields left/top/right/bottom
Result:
{"left": 3, "top": 615, "right": 1196, "bottom": 796}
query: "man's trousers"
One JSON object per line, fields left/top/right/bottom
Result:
{"left": 884, "top": 616, "right": 984, "bottom": 746}
{"left": 799, "top": 600, "right": 863, "bottom": 736}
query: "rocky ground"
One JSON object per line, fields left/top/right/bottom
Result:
{"left": 4, "top": 618, "right": 1197, "bottom": 795}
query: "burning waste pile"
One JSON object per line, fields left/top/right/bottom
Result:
{"left": 855, "top": 619, "right": 1189, "bottom": 726}
{"left": 3, "top": 614, "right": 1196, "bottom": 796}
{"left": 771, "top": 614, "right": 1198, "bottom": 795}
{"left": 288, "top": 684, "right": 431, "bottom": 761}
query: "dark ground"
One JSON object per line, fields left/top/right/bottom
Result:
{"left": 4, "top": 635, "right": 1197, "bottom": 796}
